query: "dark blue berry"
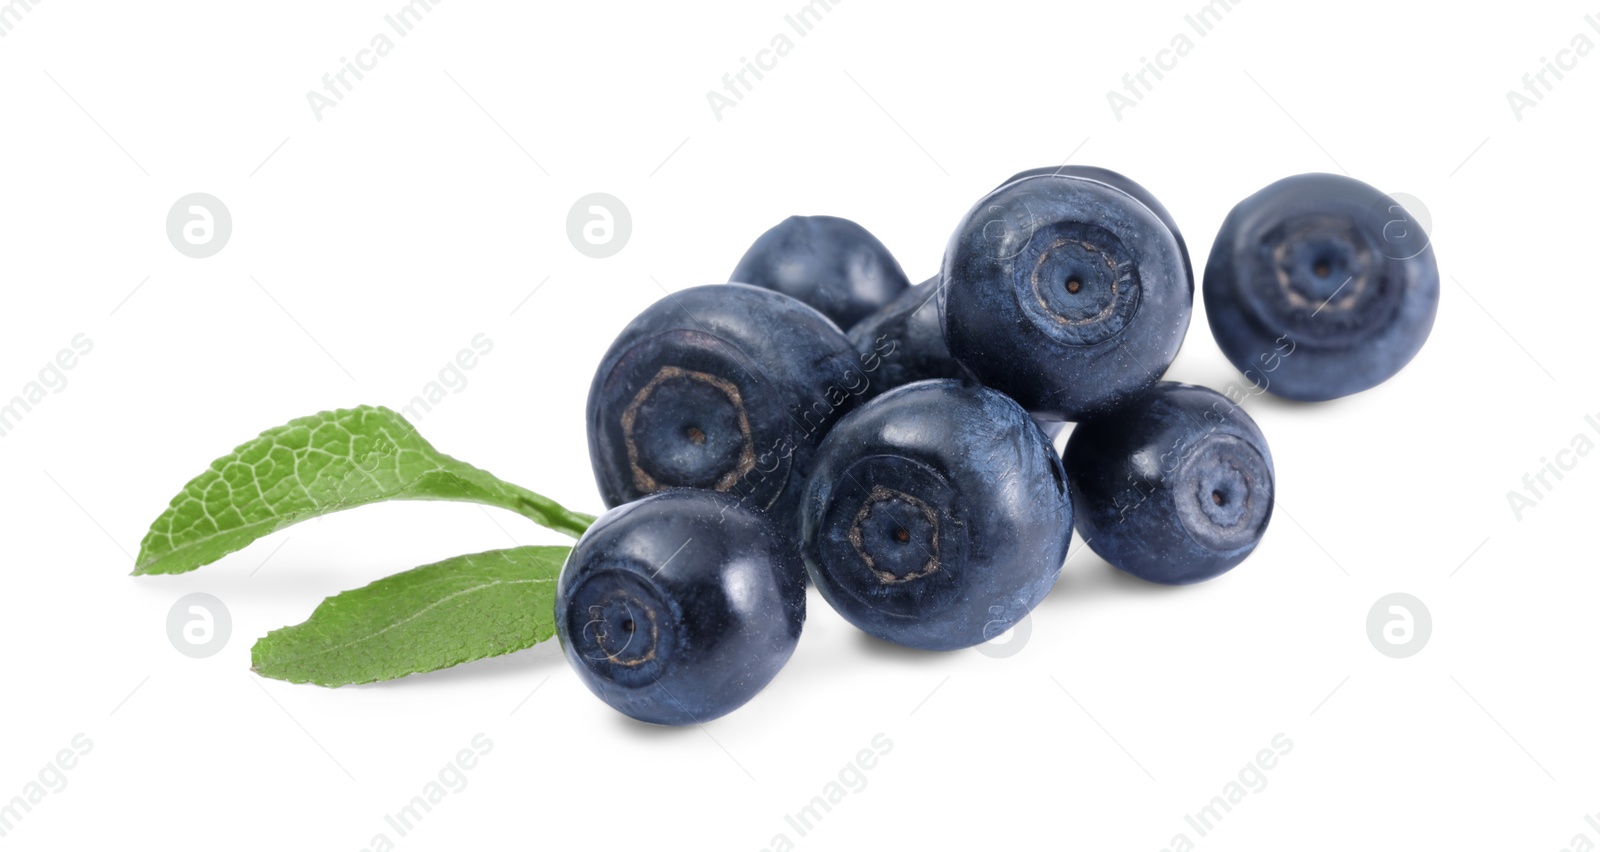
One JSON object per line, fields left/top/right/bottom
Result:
{"left": 1064, "top": 382, "right": 1274, "bottom": 585}
{"left": 1203, "top": 173, "right": 1439, "bottom": 401}
{"left": 800, "top": 380, "right": 1072, "bottom": 651}
{"left": 555, "top": 489, "right": 806, "bottom": 725}
{"left": 941, "top": 174, "right": 1192, "bottom": 420}
{"left": 731, "top": 215, "right": 911, "bottom": 330}
{"left": 997, "top": 165, "right": 1192, "bottom": 289}
{"left": 845, "top": 281, "right": 1064, "bottom": 441}
{"left": 587, "top": 284, "right": 866, "bottom": 526}
{"left": 847, "top": 276, "right": 971, "bottom": 392}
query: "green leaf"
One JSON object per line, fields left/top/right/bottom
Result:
{"left": 251, "top": 546, "right": 567, "bottom": 687}
{"left": 133, "top": 405, "right": 594, "bottom": 575}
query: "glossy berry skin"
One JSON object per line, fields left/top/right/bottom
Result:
{"left": 731, "top": 215, "right": 911, "bottom": 330}
{"left": 800, "top": 380, "right": 1072, "bottom": 651}
{"left": 845, "top": 285, "right": 1064, "bottom": 442}
{"left": 1065, "top": 382, "right": 1274, "bottom": 585}
{"left": 1203, "top": 173, "right": 1439, "bottom": 401}
{"left": 555, "top": 489, "right": 806, "bottom": 726}
{"left": 587, "top": 284, "right": 865, "bottom": 527}
{"left": 941, "top": 174, "right": 1192, "bottom": 421}
{"left": 997, "top": 165, "right": 1192, "bottom": 289}
{"left": 847, "top": 277, "right": 970, "bottom": 393}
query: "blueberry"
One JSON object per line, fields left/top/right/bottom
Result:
{"left": 845, "top": 284, "right": 1064, "bottom": 443}
{"left": 731, "top": 215, "right": 911, "bottom": 330}
{"left": 587, "top": 284, "right": 865, "bottom": 526}
{"left": 997, "top": 165, "right": 1193, "bottom": 289}
{"left": 1064, "top": 382, "right": 1274, "bottom": 585}
{"left": 555, "top": 489, "right": 805, "bottom": 725}
{"left": 800, "top": 379, "right": 1072, "bottom": 651}
{"left": 941, "top": 173, "right": 1192, "bottom": 421}
{"left": 1203, "top": 173, "right": 1439, "bottom": 401}
{"left": 847, "top": 276, "right": 970, "bottom": 392}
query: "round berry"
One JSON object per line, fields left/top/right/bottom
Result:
{"left": 555, "top": 489, "right": 805, "bottom": 725}
{"left": 800, "top": 380, "right": 1073, "bottom": 651}
{"left": 731, "top": 215, "right": 911, "bottom": 330}
{"left": 845, "top": 282, "right": 1064, "bottom": 442}
{"left": 587, "top": 284, "right": 865, "bottom": 525}
{"left": 1064, "top": 382, "right": 1274, "bottom": 585}
{"left": 997, "top": 165, "right": 1192, "bottom": 288}
{"left": 1203, "top": 173, "right": 1439, "bottom": 401}
{"left": 847, "top": 276, "right": 971, "bottom": 392}
{"left": 941, "top": 174, "right": 1192, "bottom": 420}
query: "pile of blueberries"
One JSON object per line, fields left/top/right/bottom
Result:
{"left": 556, "top": 168, "right": 1439, "bottom": 725}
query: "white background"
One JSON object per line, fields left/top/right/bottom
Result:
{"left": 2, "top": 1, "right": 1596, "bottom": 849}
